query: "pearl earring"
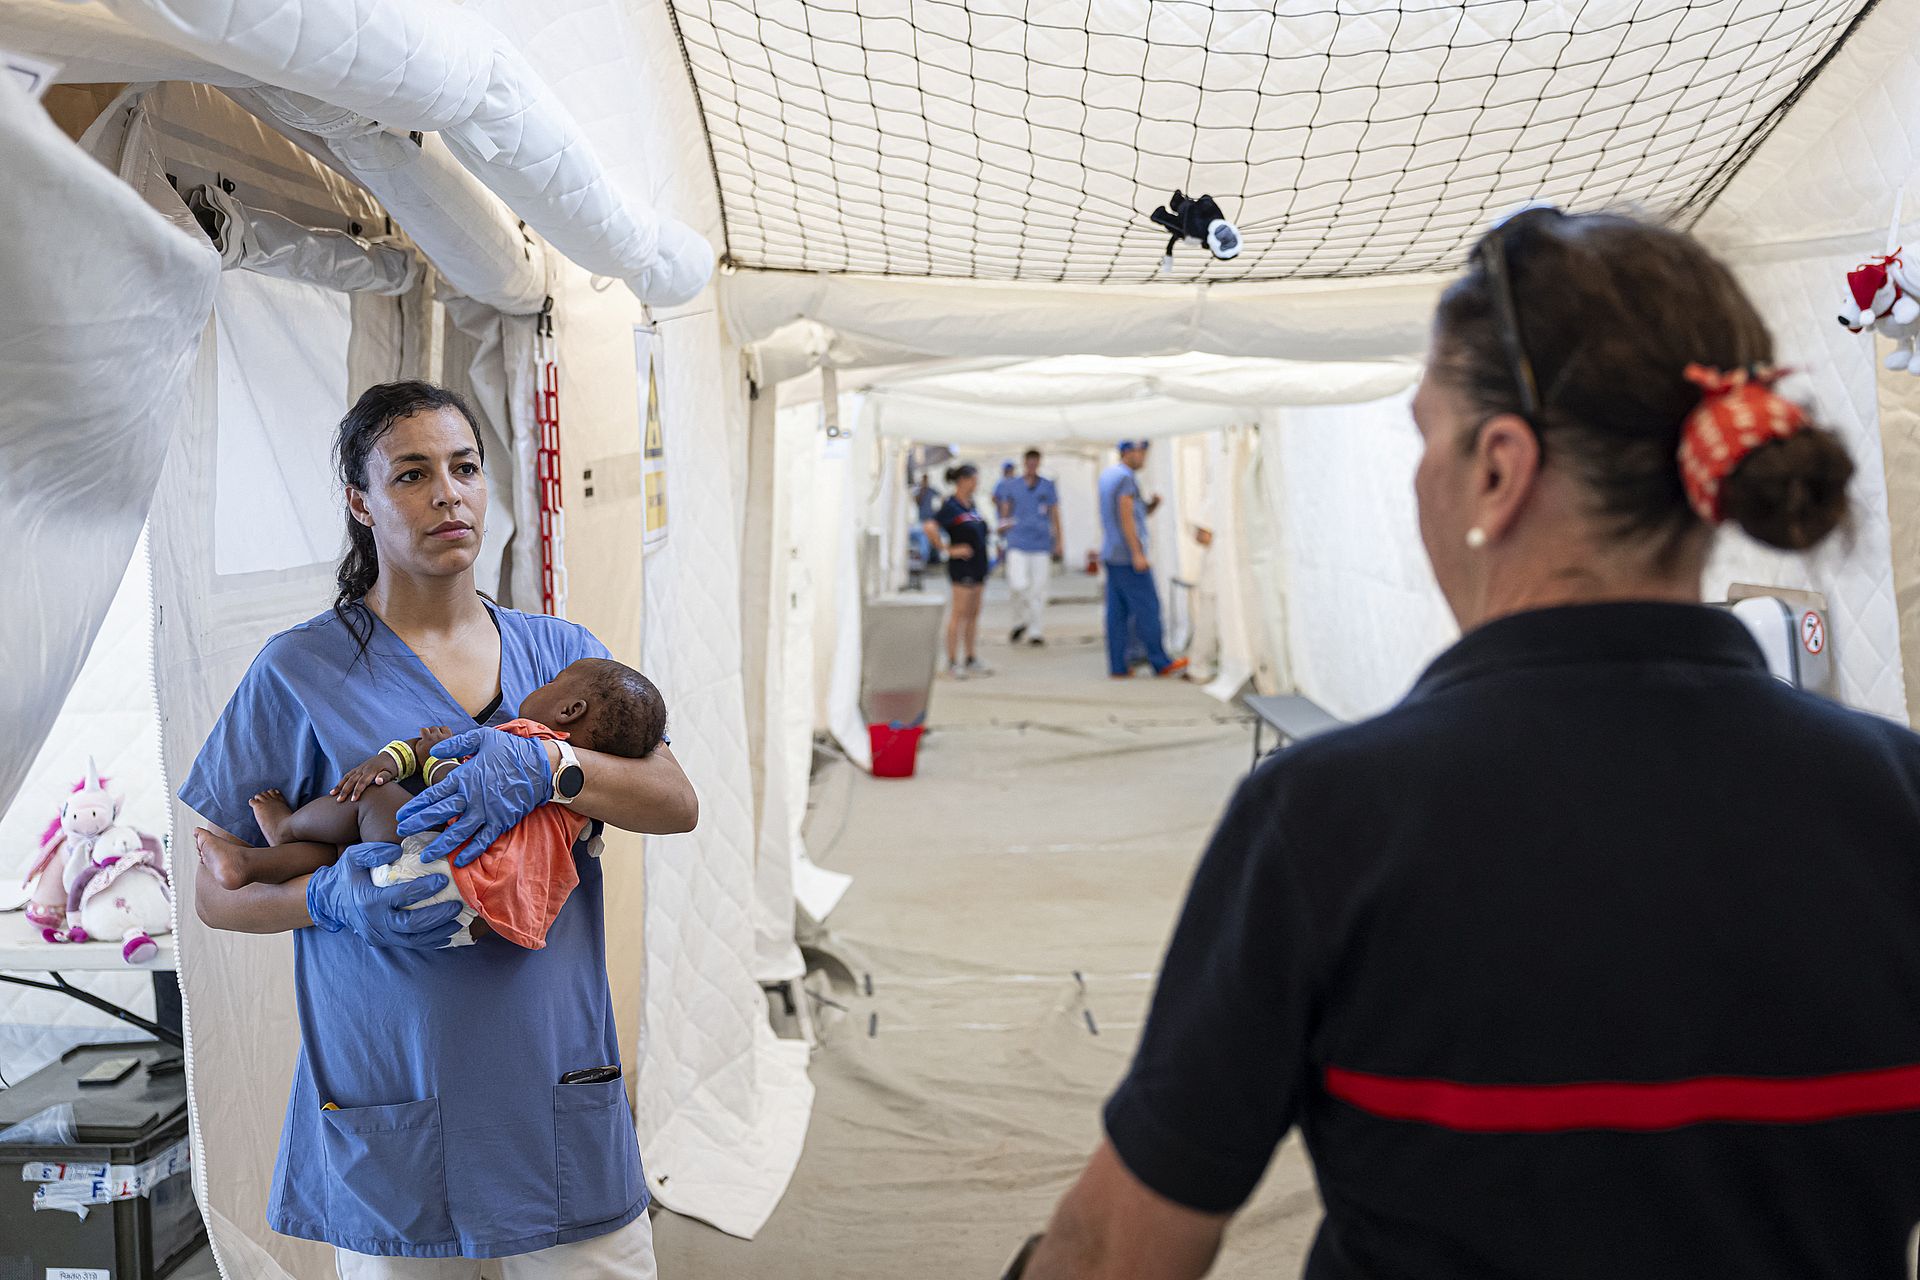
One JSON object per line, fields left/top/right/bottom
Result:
{"left": 1465, "top": 527, "right": 1488, "bottom": 550}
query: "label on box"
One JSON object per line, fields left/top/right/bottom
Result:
{"left": 48, "top": 1269, "right": 111, "bottom": 1280}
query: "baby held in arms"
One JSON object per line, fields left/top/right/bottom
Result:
{"left": 195, "top": 658, "right": 667, "bottom": 949}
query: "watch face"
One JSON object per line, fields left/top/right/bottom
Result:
{"left": 558, "top": 764, "right": 585, "bottom": 799}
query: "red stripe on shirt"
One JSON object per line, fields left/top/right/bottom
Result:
{"left": 1324, "top": 1062, "right": 1920, "bottom": 1132}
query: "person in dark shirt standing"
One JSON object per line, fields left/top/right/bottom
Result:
{"left": 924, "top": 464, "right": 993, "bottom": 680}
{"left": 1018, "top": 209, "right": 1920, "bottom": 1278}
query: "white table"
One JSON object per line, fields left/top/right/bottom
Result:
{"left": 0, "top": 908, "right": 176, "bottom": 972}
{"left": 0, "top": 909, "right": 180, "bottom": 1046}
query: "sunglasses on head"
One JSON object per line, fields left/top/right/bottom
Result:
{"left": 1470, "top": 204, "right": 1567, "bottom": 426}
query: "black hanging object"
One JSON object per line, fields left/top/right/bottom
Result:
{"left": 1149, "top": 190, "right": 1241, "bottom": 272}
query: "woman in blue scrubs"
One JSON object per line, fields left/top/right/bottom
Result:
{"left": 183, "top": 381, "right": 697, "bottom": 1278}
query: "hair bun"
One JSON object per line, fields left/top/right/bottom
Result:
{"left": 1717, "top": 426, "right": 1853, "bottom": 550}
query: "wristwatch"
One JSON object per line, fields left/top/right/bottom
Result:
{"left": 551, "top": 739, "right": 585, "bottom": 805}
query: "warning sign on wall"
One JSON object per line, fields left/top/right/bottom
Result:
{"left": 634, "top": 324, "right": 667, "bottom": 553}
{"left": 1801, "top": 610, "right": 1826, "bottom": 656}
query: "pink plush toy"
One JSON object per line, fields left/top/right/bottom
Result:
{"left": 21, "top": 760, "right": 117, "bottom": 933}
{"left": 19, "top": 762, "right": 173, "bottom": 964}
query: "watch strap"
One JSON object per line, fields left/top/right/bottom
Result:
{"left": 551, "top": 738, "right": 584, "bottom": 804}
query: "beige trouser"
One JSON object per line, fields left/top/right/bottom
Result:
{"left": 335, "top": 1210, "right": 656, "bottom": 1280}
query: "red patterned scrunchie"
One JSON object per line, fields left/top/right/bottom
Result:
{"left": 1676, "top": 364, "right": 1807, "bottom": 524}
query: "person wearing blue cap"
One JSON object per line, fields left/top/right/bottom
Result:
{"left": 1098, "top": 441, "right": 1187, "bottom": 678}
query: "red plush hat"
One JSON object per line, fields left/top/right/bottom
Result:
{"left": 1677, "top": 365, "right": 1807, "bottom": 524}
{"left": 1849, "top": 262, "right": 1889, "bottom": 314}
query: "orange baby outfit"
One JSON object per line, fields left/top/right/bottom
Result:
{"left": 447, "top": 719, "right": 589, "bottom": 949}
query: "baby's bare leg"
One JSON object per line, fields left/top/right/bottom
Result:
{"left": 195, "top": 828, "right": 337, "bottom": 891}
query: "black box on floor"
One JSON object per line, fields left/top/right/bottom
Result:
{"left": 0, "top": 1041, "right": 205, "bottom": 1280}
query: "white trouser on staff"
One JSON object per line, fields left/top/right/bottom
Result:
{"left": 335, "top": 1209, "right": 657, "bottom": 1279}
{"left": 1005, "top": 549, "right": 1052, "bottom": 639}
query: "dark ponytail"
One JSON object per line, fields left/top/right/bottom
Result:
{"left": 945, "top": 463, "right": 977, "bottom": 488}
{"left": 332, "top": 381, "right": 484, "bottom": 657}
{"left": 1437, "top": 209, "right": 1853, "bottom": 556}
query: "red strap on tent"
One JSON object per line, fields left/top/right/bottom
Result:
{"left": 534, "top": 301, "right": 565, "bottom": 616}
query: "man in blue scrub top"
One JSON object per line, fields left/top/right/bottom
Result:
{"left": 999, "top": 449, "right": 1063, "bottom": 645}
{"left": 183, "top": 382, "right": 698, "bottom": 1279}
{"left": 1098, "top": 441, "right": 1187, "bottom": 679}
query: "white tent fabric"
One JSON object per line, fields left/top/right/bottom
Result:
{"left": 864, "top": 353, "right": 1421, "bottom": 409}
{"left": 191, "top": 184, "right": 419, "bottom": 295}
{"left": 0, "top": 67, "right": 219, "bottom": 833}
{"left": 726, "top": 270, "right": 1448, "bottom": 362}
{"left": 636, "top": 313, "right": 814, "bottom": 1239}
{"left": 858, "top": 353, "right": 1419, "bottom": 444}
{"left": 13, "top": 0, "right": 712, "bottom": 306}
{"left": 209, "top": 272, "right": 353, "bottom": 575}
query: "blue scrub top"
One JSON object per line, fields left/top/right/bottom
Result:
{"left": 1001, "top": 475, "right": 1059, "bottom": 553}
{"left": 1099, "top": 463, "right": 1148, "bottom": 564}
{"left": 179, "top": 601, "right": 648, "bottom": 1258}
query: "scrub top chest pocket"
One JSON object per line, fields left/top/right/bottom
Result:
{"left": 553, "top": 1078, "right": 644, "bottom": 1229}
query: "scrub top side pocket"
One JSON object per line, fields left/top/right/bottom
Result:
{"left": 319, "top": 1096, "right": 456, "bottom": 1247}
{"left": 553, "top": 1079, "right": 644, "bottom": 1229}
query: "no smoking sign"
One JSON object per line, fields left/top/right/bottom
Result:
{"left": 1801, "top": 611, "right": 1826, "bottom": 656}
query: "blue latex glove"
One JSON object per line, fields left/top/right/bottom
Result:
{"left": 395, "top": 728, "right": 554, "bottom": 868}
{"left": 306, "top": 843, "right": 463, "bottom": 949}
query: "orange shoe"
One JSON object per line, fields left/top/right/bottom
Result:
{"left": 1155, "top": 658, "right": 1190, "bottom": 678}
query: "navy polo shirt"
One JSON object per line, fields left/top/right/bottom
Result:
{"left": 1107, "top": 602, "right": 1920, "bottom": 1278}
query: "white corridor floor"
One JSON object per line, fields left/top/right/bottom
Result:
{"left": 654, "top": 582, "right": 1321, "bottom": 1278}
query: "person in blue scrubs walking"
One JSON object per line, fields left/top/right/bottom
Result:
{"left": 1098, "top": 441, "right": 1188, "bottom": 679}
{"left": 998, "top": 449, "right": 1063, "bottom": 645}
{"left": 182, "top": 382, "right": 698, "bottom": 1279}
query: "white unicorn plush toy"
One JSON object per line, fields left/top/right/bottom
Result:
{"left": 21, "top": 760, "right": 118, "bottom": 933}
{"left": 19, "top": 761, "right": 173, "bottom": 963}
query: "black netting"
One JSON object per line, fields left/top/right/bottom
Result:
{"left": 665, "top": 0, "right": 1875, "bottom": 284}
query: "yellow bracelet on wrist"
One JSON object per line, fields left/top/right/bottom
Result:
{"left": 381, "top": 740, "right": 416, "bottom": 780}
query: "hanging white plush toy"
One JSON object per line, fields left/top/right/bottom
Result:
{"left": 1838, "top": 251, "right": 1920, "bottom": 372}
{"left": 1838, "top": 195, "right": 1920, "bottom": 374}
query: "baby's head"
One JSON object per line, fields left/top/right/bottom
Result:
{"left": 518, "top": 658, "right": 667, "bottom": 759}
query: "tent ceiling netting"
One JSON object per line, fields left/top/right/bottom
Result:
{"left": 668, "top": 0, "right": 1873, "bottom": 284}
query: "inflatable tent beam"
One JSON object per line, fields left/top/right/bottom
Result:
{"left": 77, "top": 0, "right": 712, "bottom": 306}
{"left": 723, "top": 269, "right": 1447, "bottom": 364}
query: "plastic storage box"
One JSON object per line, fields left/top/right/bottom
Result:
{"left": 0, "top": 1041, "right": 205, "bottom": 1280}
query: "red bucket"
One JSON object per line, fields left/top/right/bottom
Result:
{"left": 868, "top": 723, "right": 925, "bottom": 778}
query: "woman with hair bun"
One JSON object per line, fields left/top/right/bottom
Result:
{"left": 1022, "top": 211, "right": 1920, "bottom": 1278}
